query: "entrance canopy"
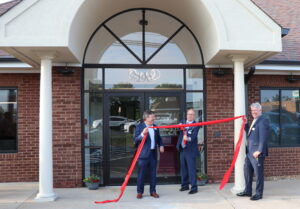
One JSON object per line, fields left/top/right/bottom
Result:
{"left": 0, "top": 0, "right": 282, "bottom": 68}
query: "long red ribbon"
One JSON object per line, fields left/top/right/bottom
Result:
{"left": 95, "top": 115, "right": 246, "bottom": 204}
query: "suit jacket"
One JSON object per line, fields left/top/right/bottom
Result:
{"left": 176, "top": 120, "right": 200, "bottom": 157}
{"left": 134, "top": 122, "right": 164, "bottom": 160}
{"left": 245, "top": 115, "right": 269, "bottom": 157}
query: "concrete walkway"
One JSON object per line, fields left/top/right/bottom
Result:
{"left": 0, "top": 180, "right": 300, "bottom": 209}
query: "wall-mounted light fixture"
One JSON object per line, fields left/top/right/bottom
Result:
{"left": 56, "top": 64, "right": 75, "bottom": 75}
{"left": 212, "top": 65, "right": 231, "bottom": 77}
{"left": 286, "top": 74, "right": 300, "bottom": 83}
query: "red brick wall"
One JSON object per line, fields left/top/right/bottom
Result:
{"left": 247, "top": 74, "right": 300, "bottom": 177}
{"left": 0, "top": 74, "right": 40, "bottom": 182}
{"left": 1, "top": 69, "right": 299, "bottom": 187}
{"left": 52, "top": 67, "right": 82, "bottom": 187}
{"left": 206, "top": 68, "right": 235, "bottom": 182}
{"left": 0, "top": 67, "right": 82, "bottom": 187}
{"left": 206, "top": 71, "right": 300, "bottom": 182}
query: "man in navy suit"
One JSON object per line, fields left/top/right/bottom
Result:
{"left": 176, "top": 108, "right": 200, "bottom": 194}
{"left": 134, "top": 110, "right": 164, "bottom": 199}
{"left": 237, "top": 102, "right": 269, "bottom": 200}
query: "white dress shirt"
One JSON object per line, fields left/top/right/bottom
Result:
{"left": 141, "top": 123, "right": 155, "bottom": 149}
{"left": 248, "top": 118, "right": 257, "bottom": 136}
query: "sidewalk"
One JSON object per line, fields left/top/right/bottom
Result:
{"left": 1, "top": 179, "right": 300, "bottom": 209}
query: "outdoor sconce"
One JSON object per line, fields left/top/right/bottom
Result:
{"left": 56, "top": 64, "right": 75, "bottom": 75}
{"left": 212, "top": 66, "right": 231, "bottom": 77}
{"left": 286, "top": 74, "right": 300, "bottom": 83}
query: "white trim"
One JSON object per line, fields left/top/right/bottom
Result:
{"left": 0, "top": 62, "right": 32, "bottom": 68}
{"left": 206, "top": 64, "right": 233, "bottom": 68}
{"left": 0, "top": 69, "right": 39, "bottom": 73}
{"left": 52, "top": 63, "right": 81, "bottom": 67}
{"left": 252, "top": 64, "right": 300, "bottom": 75}
{"left": 255, "top": 64, "right": 300, "bottom": 71}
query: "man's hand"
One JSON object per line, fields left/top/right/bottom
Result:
{"left": 160, "top": 146, "right": 164, "bottom": 153}
{"left": 253, "top": 151, "right": 261, "bottom": 158}
{"left": 183, "top": 135, "right": 188, "bottom": 141}
{"left": 142, "top": 127, "right": 148, "bottom": 135}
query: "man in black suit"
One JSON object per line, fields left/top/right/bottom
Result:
{"left": 237, "top": 102, "right": 269, "bottom": 200}
{"left": 134, "top": 110, "right": 164, "bottom": 199}
{"left": 176, "top": 108, "right": 200, "bottom": 194}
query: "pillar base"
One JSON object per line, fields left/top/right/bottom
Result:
{"left": 34, "top": 193, "right": 58, "bottom": 202}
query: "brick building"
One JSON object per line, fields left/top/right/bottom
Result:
{"left": 0, "top": 0, "right": 299, "bottom": 201}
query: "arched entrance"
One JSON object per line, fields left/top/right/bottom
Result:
{"left": 83, "top": 8, "right": 206, "bottom": 185}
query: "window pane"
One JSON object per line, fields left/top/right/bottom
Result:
{"left": 84, "top": 93, "right": 103, "bottom": 147}
{"left": 84, "top": 148, "right": 103, "bottom": 184}
{"left": 281, "top": 90, "right": 300, "bottom": 146}
{"left": 84, "top": 68, "right": 102, "bottom": 91}
{"left": 186, "top": 69, "right": 203, "bottom": 90}
{"left": 145, "top": 32, "right": 168, "bottom": 61}
{"left": 171, "top": 27, "right": 203, "bottom": 64}
{"left": 109, "top": 96, "right": 141, "bottom": 178}
{"left": 106, "top": 10, "right": 142, "bottom": 60}
{"left": 261, "top": 90, "right": 280, "bottom": 146}
{"left": 0, "top": 89, "right": 17, "bottom": 152}
{"left": 105, "top": 68, "right": 183, "bottom": 89}
{"left": 147, "top": 40, "right": 187, "bottom": 64}
{"left": 186, "top": 92, "right": 205, "bottom": 173}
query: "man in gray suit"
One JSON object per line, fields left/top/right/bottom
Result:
{"left": 237, "top": 102, "right": 269, "bottom": 200}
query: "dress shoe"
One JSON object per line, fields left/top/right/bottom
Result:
{"left": 250, "top": 194, "right": 262, "bottom": 201}
{"left": 150, "top": 192, "right": 160, "bottom": 198}
{"left": 136, "top": 193, "right": 143, "bottom": 199}
{"left": 236, "top": 192, "right": 252, "bottom": 197}
{"left": 188, "top": 190, "right": 198, "bottom": 194}
{"left": 179, "top": 187, "right": 189, "bottom": 191}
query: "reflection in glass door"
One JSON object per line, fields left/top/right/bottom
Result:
{"left": 147, "top": 94, "right": 182, "bottom": 179}
{"left": 108, "top": 95, "right": 142, "bottom": 181}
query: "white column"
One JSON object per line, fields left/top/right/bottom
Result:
{"left": 231, "top": 55, "right": 247, "bottom": 194}
{"left": 35, "top": 55, "right": 57, "bottom": 201}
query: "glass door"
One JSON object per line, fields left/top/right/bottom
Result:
{"left": 105, "top": 92, "right": 184, "bottom": 184}
{"left": 105, "top": 93, "right": 143, "bottom": 184}
{"left": 146, "top": 92, "right": 183, "bottom": 182}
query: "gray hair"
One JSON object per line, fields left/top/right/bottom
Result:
{"left": 143, "top": 110, "right": 155, "bottom": 120}
{"left": 250, "top": 102, "right": 262, "bottom": 110}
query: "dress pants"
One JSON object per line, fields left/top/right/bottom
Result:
{"left": 180, "top": 149, "right": 198, "bottom": 191}
{"left": 137, "top": 150, "right": 157, "bottom": 194}
{"left": 244, "top": 154, "right": 265, "bottom": 196}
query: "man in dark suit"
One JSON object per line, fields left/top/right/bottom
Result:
{"left": 237, "top": 102, "right": 269, "bottom": 200}
{"left": 134, "top": 110, "right": 164, "bottom": 199}
{"left": 176, "top": 108, "right": 200, "bottom": 194}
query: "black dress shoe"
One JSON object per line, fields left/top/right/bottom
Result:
{"left": 236, "top": 192, "right": 252, "bottom": 197}
{"left": 250, "top": 194, "right": 262, "bottom": 200}
{"left": 180, "top": 187, "right": 189, "bottom": 192}
{"left": 188, "top": 190, "right": 198, "bottom": 194}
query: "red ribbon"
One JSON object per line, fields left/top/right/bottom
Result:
{"left": 95, "top": 115, "right": 246, "bottom": 204}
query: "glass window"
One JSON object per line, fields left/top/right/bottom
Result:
{"left": 84, "top": 93, "right": 103, "bottom": 181}
{"left": 186, "top": 69, "right": 203, "bottom": 90}
{"left": 84, "top": 93, "right": 103, "bottom": 147}
{"left": 105, "top": 68, "right": 183, "bottom": 89}
{"left": 261, "top": 90, "right": 280, "bottom": 146}
{"left": 84, "top": 68, "right": 102, "bottom": 91}
{"left": 147, "top": 38, "right": 188, "bottom": 64}
{"left": 84, "top": 148, "right": 103, "bottom": 184}
{"left": 84, "top": 9, "right": 203, "bottom": 65}
{"left": 0, "top": 89, "right": 17, "bottom": 153}
{"left": 261, "top": 89, "right": 300, "bottom": 146}
{"left": 280, "top": 90, "right": 300, "bottom": 146}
